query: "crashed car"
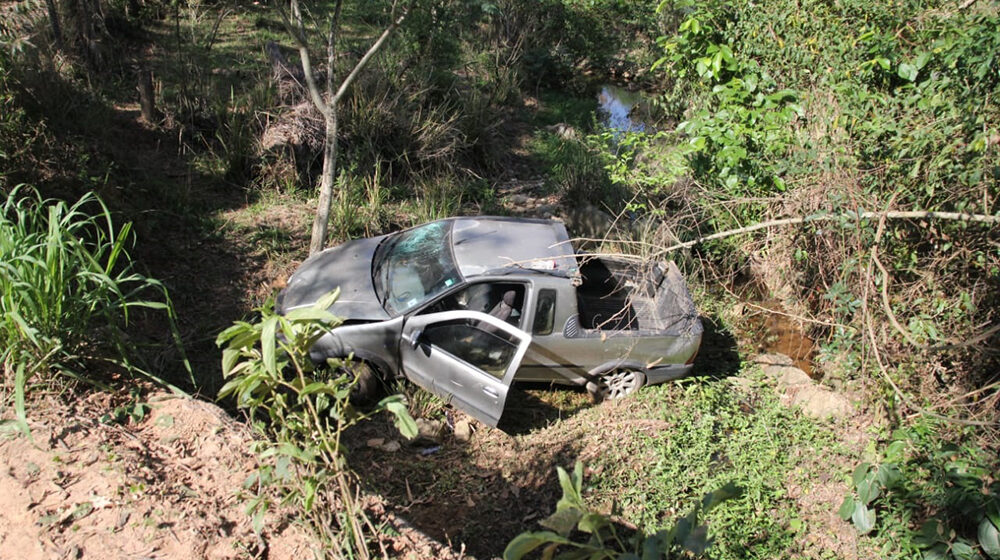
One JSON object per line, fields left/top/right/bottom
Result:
{"left": 277, "top": 217, "right": 702, "bottom": 427}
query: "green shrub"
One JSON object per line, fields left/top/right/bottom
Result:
{"left": 217, "top": 290, "right": 417, "bottom": 554}
{"left": 0, "top": 186, "right": 186, "bottom": 433}
{"left": 505, "top": 461, "right": 740, "bottom": 560}
{"left": 840, "top": 419, "right": 1000, "bottom": 560}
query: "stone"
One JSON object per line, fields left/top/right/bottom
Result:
{"left": 381, "top": 440, "right": 401, "bottom": 453}
{"left": 757, "top": 353, "right": 812, "bottom": 386}
{"left": 790, "top": 386, "right": 853, "bottom": 420}
{"left": 414, "top": 418, "right": 444, "bottom": 443}
{"left": 453, "top": 420, "right": 472, "bottom": 443}
{"left": 366, "top": 438, "right": 384, "bottom": 448}
{"left": 777, "top": 368, "right": 813, "bottom": 387}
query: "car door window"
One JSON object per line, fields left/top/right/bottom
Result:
{"left": 421, "top": 282, "right": 526, "bottom": 329}
{"left": 532, "top": 289, "right": 557, "bottom": 335}
{"left": 421, "top": 318, "right": 522, "bottom": 379}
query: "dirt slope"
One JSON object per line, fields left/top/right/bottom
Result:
{"left": 0, "top": 391, "right": 312, "bottom": 559}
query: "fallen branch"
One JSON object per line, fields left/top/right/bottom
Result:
{"left": 652, "top": 210, "right": 1000, "bottom": 256}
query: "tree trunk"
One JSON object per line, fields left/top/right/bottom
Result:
{"left": 309, "top": 107, "right": 338, "bottom": 254}
{"left": 137, "top": 66, "right": 157, "bottom": 123}
{"left": 44, "top": 0, "right": 63, "bottom": 50}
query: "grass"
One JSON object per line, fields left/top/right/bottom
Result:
{"left": 583, "top": 372, "right": 848, "bottom": 560}
{"left": 0, "top": 186, "right": 188, "bottom": 433}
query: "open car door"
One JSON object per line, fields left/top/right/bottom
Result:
{"left": 400, "top": 310, "right": 531, "bottom": 427}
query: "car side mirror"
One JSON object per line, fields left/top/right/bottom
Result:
{"left": 410, "top": 328, "right": 423, "bottom": 349}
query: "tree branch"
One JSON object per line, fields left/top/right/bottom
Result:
{"left": 652, "top": 210, "right": 1000, "bottom": 257}
{"left": 289, "top": 0, "right": 330, "bottom": 115}
{"left": 331, "top": 0, "right": 413, "bottom": 104}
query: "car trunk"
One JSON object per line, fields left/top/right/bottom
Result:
{"left": 575, "top": 258, "right": 699, "bottom": 335}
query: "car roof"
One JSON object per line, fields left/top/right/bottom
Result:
{"left": 449, "top": 217, "right": 577, "bottom": 278}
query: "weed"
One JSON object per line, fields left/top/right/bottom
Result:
{"left": 0, "top": 187, "right": 188, "bottom": 435}
{"left": 839, "top": 418, "right": 1000, "bottom": 560}
{"left": 583, "top": 375, "right": 838, "bottom": 560}
{"left": 505, "top": 461, "right": 740, "bottom": 559}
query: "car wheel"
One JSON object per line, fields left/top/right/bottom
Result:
{"left": 319, "top": 359, "right": 382, "bottom": 406}
{"left": 345, "top": 361, "right": 382, "bottom": 406}
{"left": 596, "top": 368, "right": 645, "bottom": 400}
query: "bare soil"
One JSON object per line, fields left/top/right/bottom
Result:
{"left": 0, "top": 390, "right": 465, "bottom": 560}
{"left": 0, "top": 390, "right": 310, "bottom": 559}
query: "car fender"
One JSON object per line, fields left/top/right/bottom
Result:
{"left": 308, "top": 322, "right": 400, "bottom": 380}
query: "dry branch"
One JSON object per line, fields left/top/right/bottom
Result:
{"left": 651, "top": 210, "right": 1000, "bottom": 257}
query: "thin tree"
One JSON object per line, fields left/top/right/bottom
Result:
{"left": 285, "top": 0, "right": 413, "bottom": 255}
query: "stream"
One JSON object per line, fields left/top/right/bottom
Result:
{"left": 594, "top": 85, "right": 819, "bottom": 376}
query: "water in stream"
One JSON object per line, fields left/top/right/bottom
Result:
{"left": 597, "top": 84, "right": 647, "bottom": 133}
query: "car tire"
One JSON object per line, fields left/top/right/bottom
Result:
{"left": 595, "top": 368, "right": 645, "bottom": 401}
{"left": 318, "top": 359, "right": 382, "bottom": 407}
{"left": 346, "top": 361, "right": 382, "bottom": 406}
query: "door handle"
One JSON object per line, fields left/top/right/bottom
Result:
{"left": 482, "top": 387, "right": 498, "bottom": 398}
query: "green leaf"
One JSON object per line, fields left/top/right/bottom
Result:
{"left": 980, "top": 518, "right": 1000, "bottom": 560}
{"left": 987, "top": 503, "right": 1000, "bottom": 533}
{"left": 642, "top": 530, "right": 673, "bottom": 559}
{"left": 557, "top": 465, "right": 582, "bottom": 507}
{"left": 541, "top": 505, "right": 584, "bottom": 537}
{"left": 852, "top": 502, "right": 876, "bottom": 535}
{"left": 897, "top": 62, "right": 918, "bottom": 81}
{"left": 261, "top": 316, "right": 278, "bottom": 376}
{"left": 923, "top": 544, "right": 950, "bottom": 560}
{"left": 838, "top": 496, "right": 856, "bottom": 521}
{"left": 852, "top": 463, "right": 871, "bottom": 486}
{"left": 857, "top": 470, "right": 880, "bottom": 505}
{"left": 577, "top": 512, "right": 609, "bottom": 534}
{"left": 951, "top": 541, "right": 977, "bottom": 560}
{"left": 702, "top": 482, "right": 742, "bottom": 511}
{"left": 503, "top": 531, "right": 575, "bottom": 560}
{"left": 884, "top": 440, "right": 906, "bottom": 463}
{"left": 221, "top": 348, "right": 240, "bottom": 377}
{"left": 876, "top": 463, "right": 902, "bottom": 489}
{"left": 284, "top": 306, "right": 338, "bottom": 323}
{"left": 383, "top": 398, "right": 418, "bottom": 440}
{"left": 300, "top": 382, "right": 335, "bottom": 396}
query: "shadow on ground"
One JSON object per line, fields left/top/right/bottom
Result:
{"left": 346, "top": 385, "right": 596, "bottom": 557}
{"left": 694, "top": 314, "right": 742, "bottom": 380}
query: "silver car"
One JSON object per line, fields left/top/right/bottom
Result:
{"left": 277, "top": 217, "right": 702, "bottom": 427}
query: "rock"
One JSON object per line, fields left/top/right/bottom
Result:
{"left": 366, "top": 438, "right": 384, "bottom": 448}
{"left": 510, "top": 194, "right": 529, "bottom": 205}
{"left": 729, "top": 377, "right": 754, "bottom": 391}
{"left": 790, "top": 386, "right": 853, "bottom": 420}
{"left": 755, "top": 352, "right": 852, "bottom": 420}
{"left": 453, "top": 420, "right": 472, "bottom": 443}
{"left": 381, "top": 440, "right": 401, "bottom": 453}
{"left": 778, "top": 368, "right": 813, "bottom": 387}
{"left": 757, "top": 353, "right": 812, "bottom": 386}
{"left": 413, "top": 418, "right": 444, "bottom": 443}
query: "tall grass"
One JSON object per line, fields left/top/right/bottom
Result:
{"left": 0, "top": 186, "right": 188, "bottom": 433}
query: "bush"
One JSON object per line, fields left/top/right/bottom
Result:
{"left": 217, "top": 290, "right": 417, "bottom": 554}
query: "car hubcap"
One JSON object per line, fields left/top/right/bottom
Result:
{"left": 599, "top": 369, "right": 640, "bottom": 399}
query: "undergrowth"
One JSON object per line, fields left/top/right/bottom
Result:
{"left": 217, "top": 290, "right": 417, "bottom": 557}
{"left": 585, "top": 375, "right": 840, "bottom": 560}
{"left": 0, "top": 186, "right": 187, "bottom": 433}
